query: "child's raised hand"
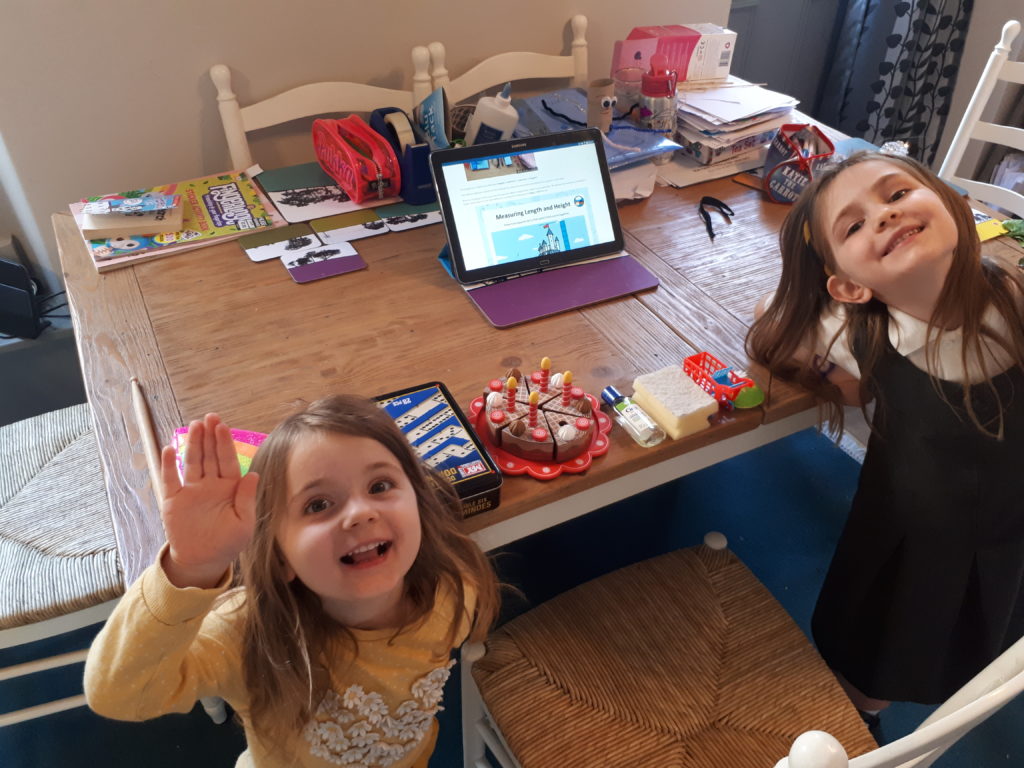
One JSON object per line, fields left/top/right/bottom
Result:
{"left": 158, "top": 413, "right": 260, "bottom": 589}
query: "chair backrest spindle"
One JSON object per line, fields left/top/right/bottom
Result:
{"left": 937, "top": 20, "right": 1024, "bottom": 218}
{"left": 210, "top": 47, "right": 432, "bottom": 171}
{"left": 427, "top": 15, "right": 588, "bottom": 106}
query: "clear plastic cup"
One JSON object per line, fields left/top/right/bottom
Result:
{"left": 613, "top": 67, "right": 645, "bottom": 117}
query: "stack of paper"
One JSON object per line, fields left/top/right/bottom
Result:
{"left": 674, "top": 76, "right": 798, "bottom": 167}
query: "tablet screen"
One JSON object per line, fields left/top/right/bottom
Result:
{"left": 430, "top": 128, "right": 624, "bottom": 284}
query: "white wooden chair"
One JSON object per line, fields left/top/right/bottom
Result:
{"left": 773, "top": 633, "right": 1024, "bottom": 767}
{"left": 427, "top": 15, "right": 588, "bottom": 106}
{"left": 938, "top": 19, "right": 1024, "bottom": 218}
{"left": 210, "top": 48, "right": 435, "bottom": 171}
{"left": 460, "top": 532, "right": 1024, "bottom": 768}
{"left": 0, "top": 404, "right": 123, "bottom": 728}
{"left": 0, "top": 404, "right": 229, "bottom": 729}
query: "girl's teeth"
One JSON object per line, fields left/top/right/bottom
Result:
{"left": 895, "top": 228, "right": 920, "bottom": 247}
{"left": 340, "top": 541, "right": 391, "bottom": 564}
{"left": 348, "top": 542, "right": 382, "bottom": 556}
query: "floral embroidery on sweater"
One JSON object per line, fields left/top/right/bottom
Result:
{"left": 303, "top": 659, "right": 456, "bottom": 766}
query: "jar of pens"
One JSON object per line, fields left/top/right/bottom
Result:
{"left": 762, "top": 124, "right": 835, "bottom": 203}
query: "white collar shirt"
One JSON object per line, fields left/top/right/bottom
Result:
{"left": 817, "top": 301, "right": 1015, "bottom": 384}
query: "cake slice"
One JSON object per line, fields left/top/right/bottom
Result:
{"left": 501, "top": 414, "right": 555, "bottom": 462}
{"left": 631, "top": 366, "right": 718, "bottom": 439}
{"left": 544, "top": 410, "right": 594, "bottom": 462}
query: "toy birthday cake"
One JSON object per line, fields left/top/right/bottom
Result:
{"left": 480, "top": 357, "right": 598, "bottom": 463}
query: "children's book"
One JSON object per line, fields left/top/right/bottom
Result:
{"left": 172, "top": 427, "right": 267, "bottom": 479}
{"left": 78, "top": 204, "right": 185, "bottom": 240}
{"left": 69, "top": 171, "right": 282, "bottom": 272}
{"left": 81, "top": 194, "right": 181, "bottom": 215}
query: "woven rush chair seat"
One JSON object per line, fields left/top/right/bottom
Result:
{"left": 0, "top": 404, "right": 123, "bottom": 630}
{"left": 473, "top": 544, "right": 876, "bottom": 767}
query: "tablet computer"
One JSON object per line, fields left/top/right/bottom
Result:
{"left": 430, "top": 128, "right": 625, "bottom": 285}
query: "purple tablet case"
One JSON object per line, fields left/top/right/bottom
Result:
{"left": 466, "top": 255, "right": 659, "bottom": 328}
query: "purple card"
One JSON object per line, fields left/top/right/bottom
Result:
{"left": 281, "top": 242, "right": 366, "bottom": 283}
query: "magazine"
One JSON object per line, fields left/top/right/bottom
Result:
{"left": 69, "top": 171, "right": 281, "bottom": 272}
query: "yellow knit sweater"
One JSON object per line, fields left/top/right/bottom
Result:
{"left": 84, "top": 551, "right": 473, "bottom": 767}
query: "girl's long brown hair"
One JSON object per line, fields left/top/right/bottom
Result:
{"left": 746, "top": 151, "right": 1024, "bottom": 436}
{"left": 235, "top": 395, "right": 500, "bottom": 752}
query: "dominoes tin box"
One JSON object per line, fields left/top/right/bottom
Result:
{"left": 375, "top": 381, "right": 502, "bottom": 517}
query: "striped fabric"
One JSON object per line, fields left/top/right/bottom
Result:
{"left": 473, "top": 545, "right": 877, "bottom": 767}
{"left": 0, "top": 404, "right": 123, "bottom": 630}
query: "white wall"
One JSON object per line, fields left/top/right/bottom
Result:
{"left": 0, "top": 1, "right": 728, "bottom": 294}
{"left": 934, "top": 3, "right": 1023, "bottom": 173}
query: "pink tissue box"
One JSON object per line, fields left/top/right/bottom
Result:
{"left": 612, "top": 23, "right": 737, "bottom": 83}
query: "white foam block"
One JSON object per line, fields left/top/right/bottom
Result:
{"left": 632, "top": 366, "right": 718, "bottom": 440}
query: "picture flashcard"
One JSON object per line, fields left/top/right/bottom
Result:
{"left": 311, "top": 209, "right": 388, "bottom": 244}
{"left": 268, "top": 185, "right": 365, "bottom": 223}
{"left": 375, "top": 201, "right": 442, "bottom": 232}
{"left": 238, "top": 223, "right": 319, "bottom": 262}
{"left": 281, "top": 242, "right": 366, "bottom": 283}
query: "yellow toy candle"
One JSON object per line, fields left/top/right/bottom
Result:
{"left": 562, "top": 370, "right": 573, "bottom": 406}
{"left": 506, "top": 376, "right": 517, "bottom": 412}
{"left": 540, "top": 356, "right": 551, "bottom": 392}
{"left": 529, "top": 390, "right": 540, "bottom": 426}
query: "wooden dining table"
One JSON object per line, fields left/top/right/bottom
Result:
{"left": 55, "top": 160, "right": 1024, "bottom": 588}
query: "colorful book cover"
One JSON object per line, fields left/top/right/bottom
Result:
{"left": 70, "top": 171, "right": 277, "bottom": 265}
{"left": 81, "top": 194, "right": 181, "bottom": 215}
{"left": 172, "top": 426, "right": 267, "bottom": 480}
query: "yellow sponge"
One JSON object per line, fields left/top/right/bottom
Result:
{"left": 632, "top": 366, "right": 718, "bottom": 439}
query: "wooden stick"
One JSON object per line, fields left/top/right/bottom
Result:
{"left": 130, "top": 376, "right": 164, "bottom": 505}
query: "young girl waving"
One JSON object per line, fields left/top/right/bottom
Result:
{"left": 747, "top": 152, "right": 1024, "bottom": 715}
{"left": 85, "top": 395, "right": 499, "bottom": 767}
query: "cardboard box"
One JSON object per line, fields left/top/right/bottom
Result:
{"left": 613, "top": 24, "right": 736, "bottom": 83}
{"left": 375, "top": 381, "right": 502, "bottom": 518}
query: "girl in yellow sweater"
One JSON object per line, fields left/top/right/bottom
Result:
{"left": 85, "top": 395, "right": 500, "bottom": 767}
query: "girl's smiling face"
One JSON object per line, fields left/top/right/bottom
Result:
{"left": 820, "top": 160, "right": 958, "bottom": 313}
{"left": 275, "top": 432, "right": 422, "bottom": 629}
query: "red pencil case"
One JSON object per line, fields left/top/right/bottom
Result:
{"left": 312, "top": 115, "right": 401, "bottom": 203}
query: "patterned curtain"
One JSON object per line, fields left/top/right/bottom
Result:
{"left": 815, "top": 0, "right": 973, "bottom": 165}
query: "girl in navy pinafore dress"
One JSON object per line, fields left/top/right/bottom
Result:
{"left": 747, "top": 151, "right": 1024, "bottom": 714}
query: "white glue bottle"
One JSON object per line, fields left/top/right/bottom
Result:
{"left": 464, "top": 83, "right": 519, "bottom": 146}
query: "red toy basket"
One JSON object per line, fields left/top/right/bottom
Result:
{"left": 683, "top": 351, "right": 757, "bottom": 407}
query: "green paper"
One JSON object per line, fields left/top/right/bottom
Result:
{"left": 255, "top": 162, "right": 336, "bottom": 193}
{"left": 1002, "top": 219, "right": 1024, "bottom": 246}
{"left": 374, "top": 201, "right": 440, "bottom": 218}
{"left": 310, "top": 209, "right": 382, "bottom": 233}
{"left": 237, "top": 223, "right": 315, "bottom": 249}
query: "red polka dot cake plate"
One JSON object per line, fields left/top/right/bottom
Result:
{"left": 468, "top": 393, "right": 612, "bottom": 480}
